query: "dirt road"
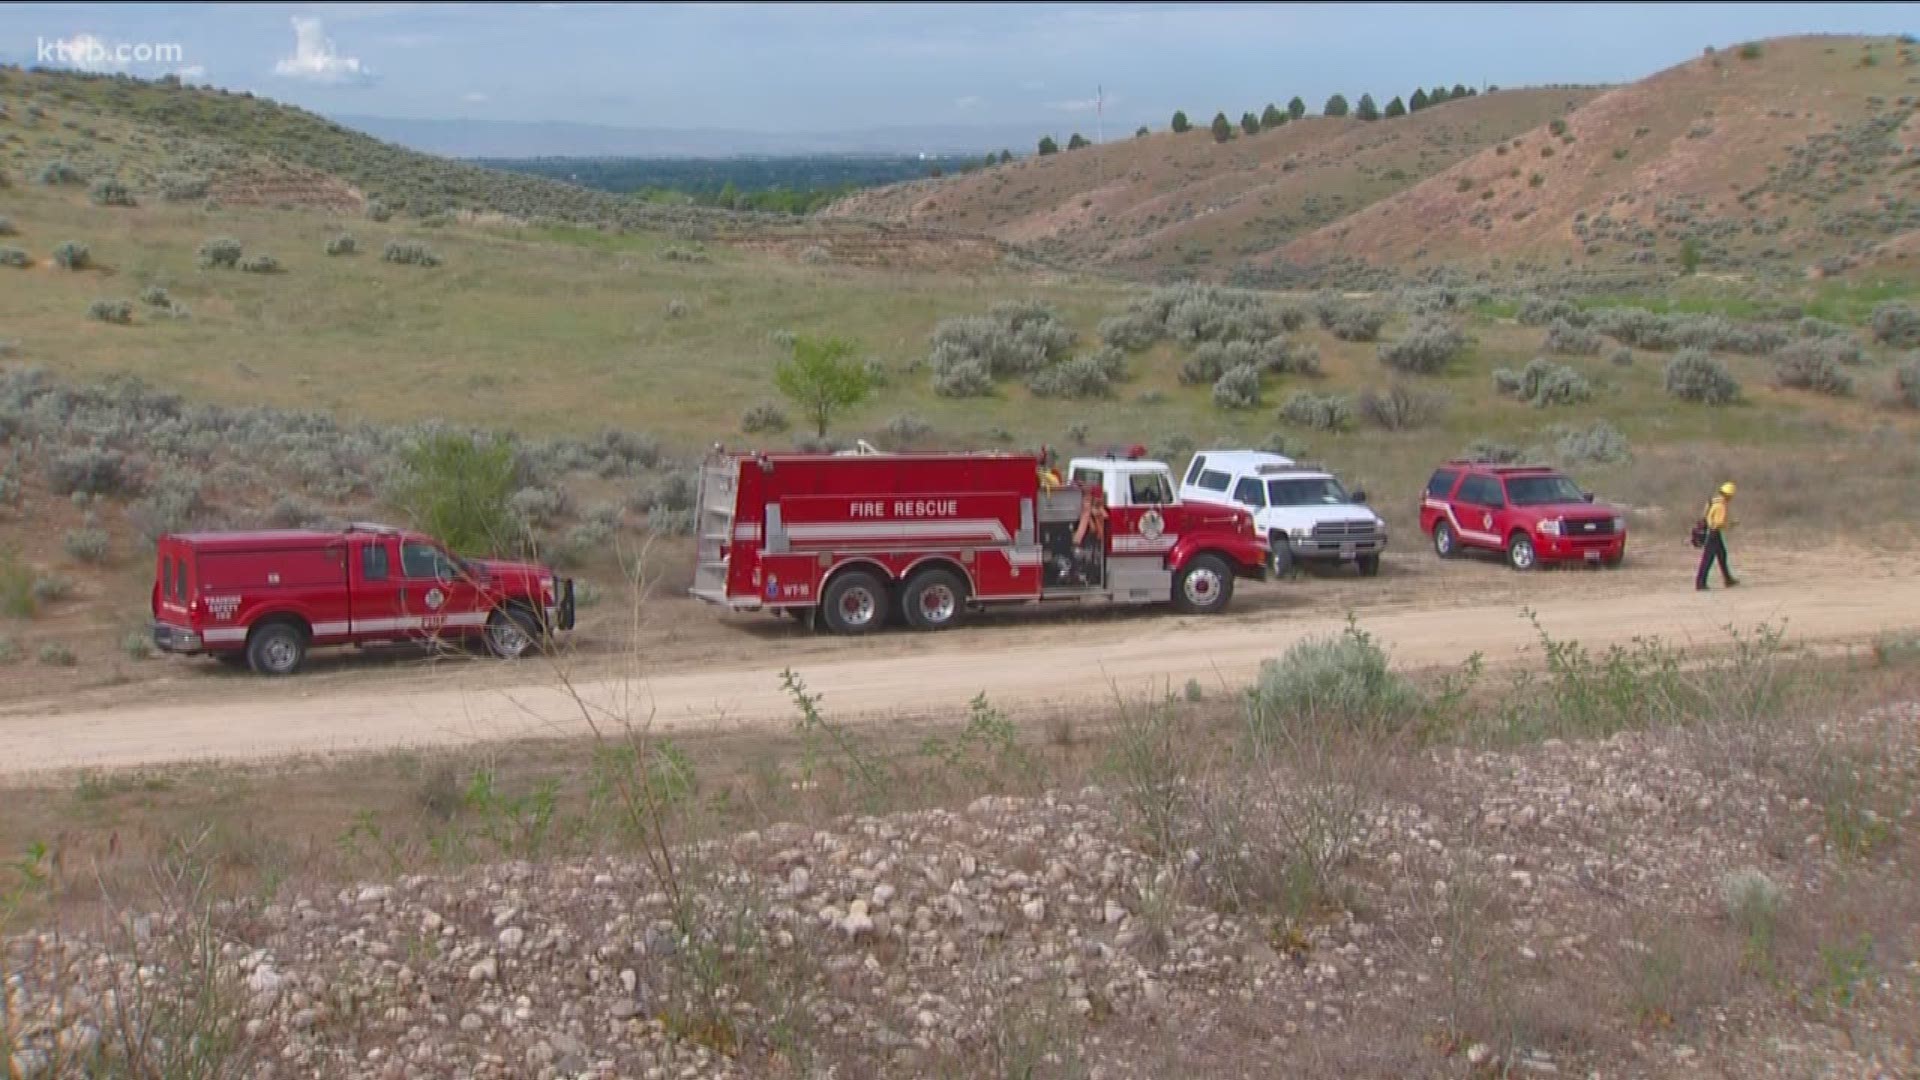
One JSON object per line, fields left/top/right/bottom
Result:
{"left": 5, "top": 547, "right": 1915, "bottom": 781}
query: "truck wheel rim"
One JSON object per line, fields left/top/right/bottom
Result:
{"left": 919, "top": 583, "right": 956, "bottom": 624}
{"left": 840, "top": 587, "right": 877, "bottom": 627}
{"left": 1512, "top": 540, "right": 1534, "bottom": 569}
{"left": 264, "top": 636, "right": 297, "bottom": 670}
{"left": 1435, "top": 526, "right": 1452, "bottom": 554}
{"left": 1184, "top": 567, "right": 1221, "bottom": 607}
{"left": 490, "top": 619, "right": 530, "bottom": 656}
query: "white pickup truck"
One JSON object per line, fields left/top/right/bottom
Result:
{"left": 1178, "top": 450, "right": 1387, "bottom": 576}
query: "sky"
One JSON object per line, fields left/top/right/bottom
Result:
{"left": 3, "top": 2, "right": 1917, "bottom": 138}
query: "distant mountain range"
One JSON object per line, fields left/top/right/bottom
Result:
{"left": 328, "top": 114, "right": 1080, "bottom": 159}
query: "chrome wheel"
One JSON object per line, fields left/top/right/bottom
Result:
{"left": 262, "top": 636, "right": 298, "bottom": 671}
{"left": 918, "top": 583, "right": 957, "bottom": 624}
{"left": 838, "top": 585, "right": 878, "bottom": 629}
{"left": 486, "top": 610, "right": 534, "bottom": 658}
{"left": 1183, "top": 566, "right": 1222, "bottom": 606}
{"left": 1433, "top": 523, "right": 1456, "bottom": 558}
{"left": 1508, "top": 535, "right": 1537, "bottom": 571}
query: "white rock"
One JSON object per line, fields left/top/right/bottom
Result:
{"left": 247, "top": 968, "right": 284, "bottom": 995}
{"left": 842, "top": 900, "right": 875, "bottom": 938}
{"left": 1022, "top": 899, "right": 1047, "bottom": 924}
{"left": 788, "top": 866, "right": 812, "bottom": 898}
{"left": 469, "top": 957, "right": 499, "bottom": 982}
{"left": 872, "top": 884, "right": 896, "bottom": 907}
{"left": 357, "top": 884, "right": 392, "bottom": 904}
{"left": 1104, "top": 899, "right": 1127, "bottom": 925}
{"left": 499, "top": 927, "right": 526, "bottom": 949}
{"left": 1467, "top": 1044, "right": 1492, "bottom": 1066}
{"left": 460, "top": 1013, "right": 484, "bottom": 1033}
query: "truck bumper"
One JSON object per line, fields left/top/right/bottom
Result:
{"left": 151, "top": 621, "right": 204, "bottom": 655}
{"left": 1290, "top": 536, "right": 1388, "bottom": 562}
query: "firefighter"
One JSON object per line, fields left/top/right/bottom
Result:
{"left": 1073, "top": 484, "right": 1109, "bottom": 583}
{"left": 1695, "top": 481, "right": 1739, "bottom": 591}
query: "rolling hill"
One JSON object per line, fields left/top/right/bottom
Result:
{"left": 822, "top": 88, "right": 1600, "bottom": 281}
{"left": 1270, "top": 35, "right": 1920, "bottom": 281}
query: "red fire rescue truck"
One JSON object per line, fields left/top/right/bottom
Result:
{"left": 149, "top": 522, "right": 575, "bottom": 675}
{"left": 689, "top": 444, "right": 1270, "bottom": 633}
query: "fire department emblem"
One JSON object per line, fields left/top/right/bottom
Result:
{"left": 1138, "top": 510, "right": 1165, "bottom": 541}
{"left": 207, "top": 595, "right": 240, "bottom": 621}
{"left": 1481, "top": 512, "right": 1493, "bottom": 530}
{"left": 424, "top": 588, "right": 446, "bottom": 611}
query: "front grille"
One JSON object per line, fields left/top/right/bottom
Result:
{"left": 1564, "top": 516, "right": 1615, "bottom": 537}
{"left": 1311, "top": 520, "right": 1379, "bottom": 540}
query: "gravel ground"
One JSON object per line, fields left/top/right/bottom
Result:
{"left": 6, "top": 703, "right": 1917, "bottom": 1079}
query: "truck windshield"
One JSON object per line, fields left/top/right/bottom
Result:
{"left": 1504, "top": 475, "right": 1586, "bottom": 506}
{"left": 1267, "top": 478, "right": 1352, "bottom": 506}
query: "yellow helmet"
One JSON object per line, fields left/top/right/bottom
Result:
{"left": 1718, "top": 482, "right": 1736, "bottom": 497}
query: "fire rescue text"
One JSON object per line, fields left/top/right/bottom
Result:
{"left": 849, "top": 499, "right": 960, "bottom": 518}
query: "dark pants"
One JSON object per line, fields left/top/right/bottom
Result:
{"left": 1695, "top": 531, "right": 1733, "bottom": 589}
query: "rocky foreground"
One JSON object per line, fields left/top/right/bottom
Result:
{"left": 6, "top": 704, "right": 1918, "bottom": 1079}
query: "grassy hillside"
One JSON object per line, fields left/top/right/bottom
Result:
{"left": 824, "top": 89, "right": 1597, "bottom": 280}
{"left": 1275, "top": 35, "right": 1920, "bottom": 281}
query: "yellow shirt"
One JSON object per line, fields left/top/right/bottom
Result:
{"left": 1704, "top": 496, "right": 1731, "bottom": 531}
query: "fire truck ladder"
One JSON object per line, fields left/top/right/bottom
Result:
{"left": 690, "top": 458, "right": 737, "bottom": 603}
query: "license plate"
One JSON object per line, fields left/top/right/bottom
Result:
{"left": 1340, "top": 544, "right": 1355, "bottom": 557}
{"left": 1585, "top": 551, "right": 1601, "bottom": 562}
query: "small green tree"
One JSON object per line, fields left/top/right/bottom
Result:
{"left": 1324, "top": 94, "right": 1349, "bottom": 117}
{"left": 1135, "top": 125, "right": 1150, "bottom": 138}
{"left": 1452, "top": 83, "right": 1470, "bottom": 99}
{"left": 999, "top": 149, "right": 1014, "bottom": 164}
{"left": 1680, "top": 238, "right": 1702, "bottom": 275}
{"left": 1429, "top": 85, "right": 1450, "bottom": 104}
{"left": 1171, "top": 110, "right": 1192, "bottom": 133}
{"left": 1211, "top": 112, "right": 1234, "bottom": 142}
{"left": 1068, "top": 132, "right": 1090, "bottom": 150}
{"left": 1409, "top": 87, "right": 1430, "bottom": 111}
{"left": 1261, "top": 103, "right": 1285, "bottom": 128}
{"left": 1038, "top": 135, "right": 1059, "bottom": 155}
{"left": 390, "top": 432, "right": 519, "bottom": 555}
{"left": 1384, "top": 95, "right": 1407, "bottom": 118}
{"left": 1356, "top": 93, "right": 1380, "bottom": 120}
{"left": 1287, "top": 96, "right": 1307, "bottom": 120}
{"left": 776, "top": 335, "right": 873, "bottom": 437}
{"left": 1241, "top": 111, "right": 1261, "bottom": 135}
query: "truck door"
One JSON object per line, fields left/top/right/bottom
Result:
{"left": 1108, "top": 468, "right": 1177, "bottom": 558}
{"left": 350, "top": 536, "right": 407, "bottom": 639}
{"left": 398, "top": 539, "right": 485, "bottom": 644}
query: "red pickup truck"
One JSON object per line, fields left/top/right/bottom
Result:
{"left": 150, "top": 522, "right": 575, "bottom": 675}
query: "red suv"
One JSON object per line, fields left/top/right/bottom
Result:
{"left": 1420, "top": 461, "right": 1626, "bottom": 570}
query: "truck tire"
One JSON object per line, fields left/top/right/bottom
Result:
{"left": 821, "top": 570, "right": 888, "bottom": 635}
{"left": 1432, "top": 521, "right": 1458, "bottom": 559}
{"left": 485, "top": 603, "right": 543, "bottom": 659}
{"left": 1172, "top": 554, "right": 1234, "bottom": 615}
{"left": 246, "top": 621, "right": 307, "bottom": 676}
{"left": 1506, "top": 531, "right": 1538, "bottom": 572}
{"left": 1357, "top": 553, "right": 1382, "bottom": 577}
{"left": 1268, "top": 531, "right": 1293, "bottom": 578}
{"left": 901, "top": 568, "right": 966, "bottom": 631}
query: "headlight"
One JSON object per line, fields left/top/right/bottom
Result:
{"left": 1289, "top": 527, "right": 1309, "bottom": 540}
{"left": 1539, "top": 519, "right": 1562, "bottom": 537}
{"left": 1612, "top": 516, "right": 1625, "bottom": 532}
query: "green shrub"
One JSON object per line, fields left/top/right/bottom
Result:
{"left": 38, "top": 642, "right": 77, "bottom": 667}
{"left": 1494, "top": 358, "right": 1592, "bottom": 408}
{"left": 1, "top": 551, "right": 34, "bottom": 618}
{"left": 1771, "top": 342, "right": 1854, "bottom": 396}
{"left": 0, "top": 247, "right": 28, "bottom": 269}
{"left": 1664, "top": 348, "right": 1741, "bottom": 405}
{"left": 88, "top": 178, "right": 136, "bottom": 207}
{"left": 1279, "top": 391, "right": 1354, "bottom": 432}
{"left": 1358, "top": 384, "right": 1447, "bottom": 430}
{"left": 1549, "top": 420, "right": 1631, "bottom": 465}
{"left": 123, "top": 629, "right": 156, "bottom": 660}
{"left": 1031, "top": 353, "right": 1119, "bottom": 400}
{"left": 157, "top": 174, "right": 210, "bottom": 202}
{"left": 383, "top": 240, "right": 441, "bottom": 267}
{"left": 87, "top": 299, "right": 133, "bottom": 325}
{"left": 1463, "top": 439, "right": 1525, "bottom": 463}
{"left": 239, "top": 254, "right": 281, "bottom": 274}
{"left": 32, "top": 573, "right": 74, "bottom": 606}
{"left": 52, "top": 241, "right": 91, "bottom": 270}
{"left": 882, "top": 413, "right": 933, "bottom": 446}
{"left": 197, "top": 236, "right": 243, "bottom": 269}
{"left": 1609, "top": 346, "right": 1633, "bottom": 367}
{"left": 1210, "top": 363, "right": 1263, "bottom": 409}
{"left": 0, "top": 216, "right": 15, "bottom": 236}
{"left": 63, "top": 527, "right": 110, "bottom": 564}
{"left": 325, "top": 233, "right": 357, "bottom": 256}
{"left": 932, "top": 356, "right": 994, "bottom": 398}
{"left": 741, "top": 403, "right": 789, "bottom": 433}
{"left": 1246, "top": 621, "right": 1423, "bottom": 742}
{"left": 139, "top": 285, "right": 171, "bottom": 307}
{"left": 1330, "top": 306, "right": 1388, "bottom": 343}
{"left": 1892, "top": 357, "right": 1920, "bottom": 409}
{"left": 366, "top": 200, "right": 392, "bottom": 222}
{"left": 1543, "top": 317, "right": 1603, "bottom": 356}
{"left": 0, "top": 635, "right": 18, "bottom": 663}
{"left": 1870, "top": 301, "right": 1920, "bottom": 347}
{"left": 1378, "top": 317, "right": 1467, "bottom": 373}
{"left": 38, "top": 160, "right": 84, "bottom": 185}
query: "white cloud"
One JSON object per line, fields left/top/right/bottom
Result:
{"left": 274, "top": 17, "right": 373, "bottom": 85}
{"left": 954, "top": 95, "right": 983, "bottom": 110}
{"left": 463, "top": 91, "right": 490, "bottom": 104}
{"left": 173, "top": 65, "right": 210, "bottom": 85}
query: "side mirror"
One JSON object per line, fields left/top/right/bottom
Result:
{"left": 1583, "top": 491, "right": 1595, "bottom": 503}
{"left": 1351, "top": 489, "right": 1368, "bottom": 504}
